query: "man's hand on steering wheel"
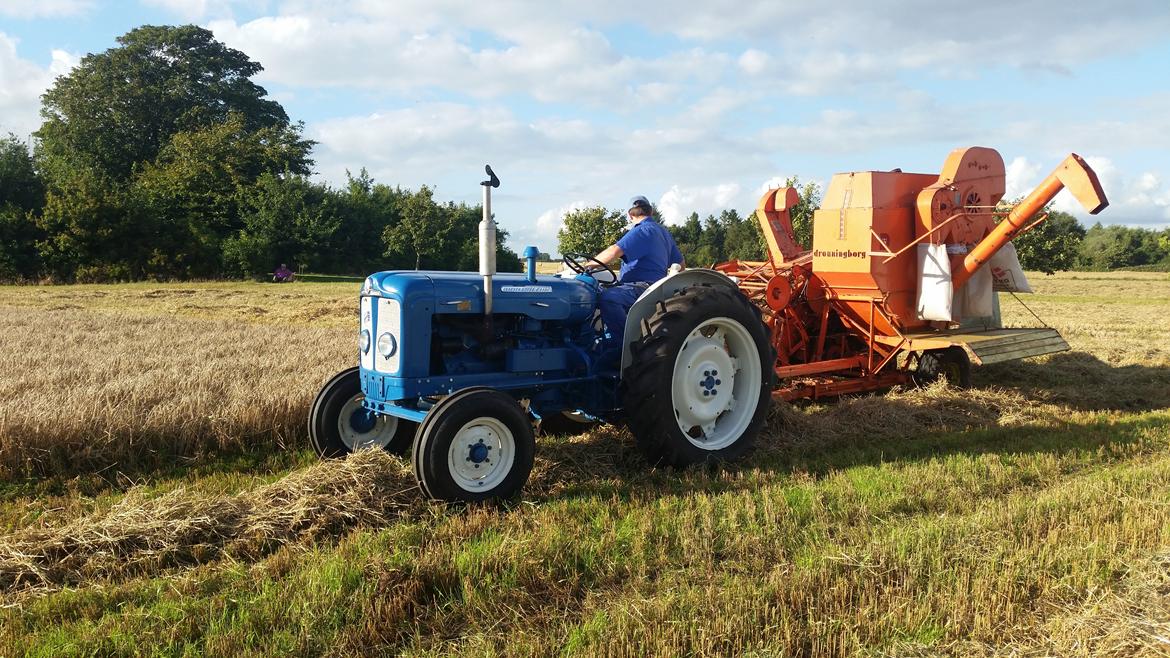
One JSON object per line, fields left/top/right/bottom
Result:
{"left": 562, "top": 253, "right": 617, "bottom": 285}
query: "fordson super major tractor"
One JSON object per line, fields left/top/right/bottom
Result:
{"left": 310, "top": 149, "right": 1107, "bottom": 502}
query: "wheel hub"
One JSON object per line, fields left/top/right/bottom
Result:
{"left": 668, "top": 317, "right": 763, "bottom": 451}
{"left": 673, "top": 328, "right": 737, "bottom": 438}
{"left": 467, "top": 440, "right": 491, "bottom": 465}
{"left": 336, "top": 394, "right": 398, "bottom": 450}
{"left": 349, "top": 408, "right": 377, "bottom": 434}
{"left": 447, "top": 417, "right": 515, "bottom": 491}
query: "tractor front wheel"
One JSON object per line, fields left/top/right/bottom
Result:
{"left": 412, "top": 389, "right": 536, "bottom": 502}
{"left": 623, "top": 285, "right": 774, "bottom": 467}
{"left": 308, "top": 367, "right": 416, "bottom": 458}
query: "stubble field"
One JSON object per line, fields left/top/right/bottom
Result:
{"left": 0, "top": 272, "right": 1168, "bottom": 656}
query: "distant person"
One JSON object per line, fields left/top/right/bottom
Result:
{"left": 273, "top": 263, "right": 295, "bottom": 283}
{"left": 589, "top": 196, "right": 684, "bottom": 349}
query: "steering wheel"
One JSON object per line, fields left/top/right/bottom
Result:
{"left": 562, "top": 253, "right": 617, "bottom": 286}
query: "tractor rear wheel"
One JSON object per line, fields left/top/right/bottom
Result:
{"left": 913, "top": 347, "right": 972, "bottom": 388}
{"left": 309, "top": 367, "right": 416, "bottom": 457}
{"left": 623, "top": 285, "right": 774, "bottom": 467}
{"left": 412, "top": 389, "right": 536, "bottom": 502}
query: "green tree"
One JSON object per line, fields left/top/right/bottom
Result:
{"left": 132, "top": 115, "right": 314, "bottom": 277}
{"left": 442, "top": 203, "right": 522, "bottom": 273}
{"left": 224, "top": 173, "right": 340, "bottom": 276}
{"left": 328, "top": 170, "right": 406, "bottom": 274}
{"left": 783, "top": 176, "right": 822, "bottom": 249}
{"left": 1076, "top": 223, "right": 1164, "bottom": 271}
{"left": 36, "top": 25, "right": 290, "bottom": 184}
{"left": 33, "top": 24, "right": 307, "bottom": 280}
{"left": 0, "top": 135, "right": 45, "bottom": 279}
{"left": 1010, "top": 205, "right": 1085, "bottom": 273}
{"left": 724, "top": 210, "right": 765, "bottom": 261}
{"left": 383, "top": 186, "right": 450, "bottom": 269}
{"left": 0, "top": 135, "right": 44, "bottom": 212}
{"left": 557, "top": 206, "right": 625, "bottom": 256}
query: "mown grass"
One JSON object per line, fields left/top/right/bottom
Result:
{"left": 0, "top": 271, "right": 1168, "bottom": 656}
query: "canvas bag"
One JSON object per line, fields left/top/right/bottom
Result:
{"left": 916, "top": 243, "right": 953, "bottom": 322}
{"left": 988, "top": 242, "right": 1033, "bottom": 293}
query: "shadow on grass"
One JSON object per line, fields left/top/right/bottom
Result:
{"left": 528, "top": 370, "right": 1170, "bottom": 503}
{"left": 978, "top": 351, "right": 1170, "bottom": 413}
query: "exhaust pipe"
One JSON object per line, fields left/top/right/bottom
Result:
{"left": 480, "top": 165, "right": 500, "bottom": 316}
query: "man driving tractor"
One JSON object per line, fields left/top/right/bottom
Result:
{"left": 590, "top": 195, "right": 685, "bottom": 348}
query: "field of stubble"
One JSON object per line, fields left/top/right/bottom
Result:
{"left": 0, "top": 272, "right": 1168, "bottom": 657}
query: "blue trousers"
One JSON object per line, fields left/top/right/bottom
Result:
{"left": 599, "top": 282, "right": 648, "bottom": 349}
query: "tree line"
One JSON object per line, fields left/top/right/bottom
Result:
{"left": 0, "top": 25, "right": 519, "bottom": 282}
{"left": 556, "top": 184, "right": 1170, "bottom": 273}
{"left": 1, "top": 24, "right": 1166, "bottom": 283}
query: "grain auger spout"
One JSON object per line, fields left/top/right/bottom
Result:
{"left": 953, "top": 153, "right": 1108, "bottom": 290}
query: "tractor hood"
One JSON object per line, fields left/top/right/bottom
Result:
{"left": 362, "top": 270, "right": 597, "bottom": 322}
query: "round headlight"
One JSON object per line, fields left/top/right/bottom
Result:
{"left": 359, "top": 329, "right": 371, "bottom": 354}
{"left": 377, "top": 332, "right": 397, "bottom": 358}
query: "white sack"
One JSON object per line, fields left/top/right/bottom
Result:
{"left": 962, "top": 262, "right": 995, "bottom": 317}
{"left": 916, "top": 243, "right": 953, "bottom": 322}
{"left": 988, "top": 242, "right": 1033, "bottom": 293}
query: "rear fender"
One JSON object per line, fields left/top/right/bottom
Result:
{"left": 619, "top": 268, "right": 741, "bottom": 373}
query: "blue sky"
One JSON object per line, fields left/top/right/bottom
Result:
{"left": 1, "top": 0, "right": 1168, "bottom": 255}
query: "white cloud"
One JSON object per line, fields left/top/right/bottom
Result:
{"left": 139, "top": 0, "right": 265, "bottom": 20}
{"left": 1004, "top": 156, "right": 1043, "bottom": 200}
{"left": 183, "top": 2, "right": 1168, "bottom": 236}
{"left": 529, "top": 200, "right": 589, "bottom": 254}
{"left": 737, "top": 49, "right": 768, "bottom": 75}
{"left": 1002, "top": 154, "right": 1168, "bottom": 228}
{"left": 0, "top": 33, "right": 78, "bottom": 138}
{"left": 207, "top": 13, "right": 715, "bottom": 106}
{"left": 0, "top": 0, "right": 92, "bottom": 18}
{"left": 656, "top": 182, "right": 742, "bottom": 225}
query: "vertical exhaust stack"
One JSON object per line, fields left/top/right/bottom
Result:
{"left": 480, "top": 165, "right": 501, "bottom": 316}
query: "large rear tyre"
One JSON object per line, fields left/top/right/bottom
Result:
{"left": 308, "top": 367, "right": 416, "bottom": 457}
{"left": 623, "top": 285, "right": 774, "bottom": 467}
{"left": 412, "top": 389, "right": 536, "bottom": 502}
{"left": 913, "top": 347, "right": 972, "bottom": 388}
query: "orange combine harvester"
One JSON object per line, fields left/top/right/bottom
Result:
{"left": 717, "top": 147, "right": 1108, "bottom": 401}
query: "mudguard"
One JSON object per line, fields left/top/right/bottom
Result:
{"left": 619, "top": 268, "right": 741, "bottom": 372}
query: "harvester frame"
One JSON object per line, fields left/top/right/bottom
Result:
{"left": 717, "top": 147, "right": 1107, "bottom": 400}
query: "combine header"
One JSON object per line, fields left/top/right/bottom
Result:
{"left": 717, "top": 147, "right": 1108, "bottom": 400}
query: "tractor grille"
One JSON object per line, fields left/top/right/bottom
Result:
{"left": 361, "top": 296, "right": 402, "bottom": 375}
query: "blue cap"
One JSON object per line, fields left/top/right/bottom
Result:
{"left": 629, "top": 195, "right": 651, "bottom": 211}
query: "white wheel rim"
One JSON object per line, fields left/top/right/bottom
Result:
{"left": 337, "top": 394, "right": 399, "bottom": 450}
{"left": 447, "top": 416, "right": 516, "bottom": 492}
{"left": 670, "top": 316, "right": 762, "bottom": 450}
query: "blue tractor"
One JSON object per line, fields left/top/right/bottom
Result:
{"left": 309, "top": 166, "right": 774, "bottom": 501}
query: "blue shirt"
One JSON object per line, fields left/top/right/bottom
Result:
{"left": 616, "top": 218, "right": 684, "bottom": 284}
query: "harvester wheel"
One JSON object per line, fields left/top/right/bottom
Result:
{"left": 913, "top": 347, "right": 972, "bottom": 388}
{"left": 412, "top": 389, "right": 536, "bottom": 502}
{"left": 309, "top": 367, "right": 416, "bottom": 458}
{"left": 623, "top": 285, "right": 774, "bottom": 467}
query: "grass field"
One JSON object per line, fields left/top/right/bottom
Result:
{"left": 1, "top": 272, "right": 1169, "bottom": 656}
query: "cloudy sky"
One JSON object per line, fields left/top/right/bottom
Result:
{"left": 1, "top": 0, "right": 1168, "bottom": 253}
